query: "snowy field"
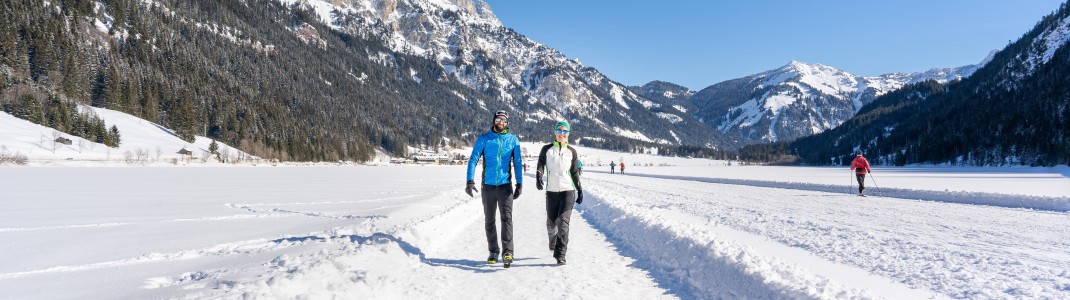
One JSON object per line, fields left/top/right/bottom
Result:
{"left": 2, "top": 156, "right": 1068, "bottom": 299}
{"left": 3, "top": 110, "right": 1070, "bottom": 299}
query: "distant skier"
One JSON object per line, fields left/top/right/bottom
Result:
{"left": 610, "top": 161, "right": 615, "bottom": 174}
{"left": 851, "top": 151, "right": 871, "bottom": 196}
{"left": 577, "top": 160, "right": 583, "bottom": 176}
{"left": 619, "top": 162, "right": 625, "bottom": 175}
{"left": 465, "top": 110, "right": 524, "bottom": 267}
{"left": 536, "top": 120, "right": 583, "bottom": 265}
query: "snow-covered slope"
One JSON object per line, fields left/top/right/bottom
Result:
{"left": 996, "top": 3, "right": 1070, "bottom": 87}
{"left": 0, "top": 107, "right": 251, "bottom": 164}
{"left": 689, "top": 59, "right": 985, "bottom": 143}
{"left": 272, "top": 0, "right": 724, "bottom": 147}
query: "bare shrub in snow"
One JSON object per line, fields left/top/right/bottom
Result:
{"left": 136, "top": 148, "right": 149, "bottom": 164}
{"left": 0, "top": 146, "right": 29, "bottom": 165}
{"left": 50, "top": 131, "right": 61, "bottom": 153}
{"left": 219, "top": 147, "right": 231, "bottom": 163}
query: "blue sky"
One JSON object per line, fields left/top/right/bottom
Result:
{"left": 481, "top": 0, "right": 1066, "bottom": 90}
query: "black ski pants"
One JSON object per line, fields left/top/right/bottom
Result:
{"left": 545, "top": 190, "right": 576, "bottom": 258}
{"left": 856, "top": 173, "right": 866, "bottom": 194}
{"left": 482, "top": 184, "right": 514, "bottom": 255}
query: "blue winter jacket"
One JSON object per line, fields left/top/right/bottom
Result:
{"left": 467, "top": 129, "right": 524, "bottom": 186}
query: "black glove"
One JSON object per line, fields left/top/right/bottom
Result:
{"left": 536, "top": 178, "right": 544, "bottom": 190}
{"left": 576, "top": 191, "right": 583, "bottom": 204}
{"left": 512, "top": 184, "right": 522, "bottom": 199}
{"left": 465, "top": 180, "right": 477, "bottom": 197}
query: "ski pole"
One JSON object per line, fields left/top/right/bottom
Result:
{"left": 868, "top": 172, "right": 879, "bottom": 196}
{"left": 849, "top": 170, "right": 854, "bottom": 195}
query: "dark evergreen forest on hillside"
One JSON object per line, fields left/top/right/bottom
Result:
{"left": 1, "top": 0, "right": 508, "bottom": 161}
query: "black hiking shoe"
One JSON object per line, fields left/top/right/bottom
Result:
{"left": 556, "top": 256, "right": 566, "bottom": 265}
{"left": 503, "top": 253, "right": 513, "bottom": 268}
{"left": 487, "top": 253, "right": 498, "bottom": 264}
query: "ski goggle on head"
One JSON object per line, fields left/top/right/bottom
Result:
{"left": 493, "top": 110, "right": 508, "bottom": 123}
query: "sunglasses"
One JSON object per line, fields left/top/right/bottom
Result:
{"left": 555, "top": 129, "right": 570, "bottom": 134}
{"left": 494, "top": 118, "right": 508, "bottom": 124}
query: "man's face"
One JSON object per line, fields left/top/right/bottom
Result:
{"left": 494, "top": 117, "right": 508, "bottom": 131}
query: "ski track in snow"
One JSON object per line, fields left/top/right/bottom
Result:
{"left": 0, "top": 198, "right": 393, "bottom": 280}
{"left": 4, "top": 166, "right": 1068, "bottom": 299}
{"left": 611, "top": 171, "right": 1070, "bottom": 212}
{"left": 581, "top": 172, "right": 1070, "bottom": 299}
{"left": 0, "top": 219, "right": 379, "bottom": 280}
{"left": 0, "top": 214, "right": 289, "bottom": 233}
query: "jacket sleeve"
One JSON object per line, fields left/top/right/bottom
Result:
{"left": 512, "top": 138, "right": 524, "bottom": 184}
{"left": 536, "top": 144, "right": 551, "bottom": 183}
{"left": 568, "top": 146, "right": 582, "bottom": 193}
{"left": 466, "top": 137, "right": 484, "bottom": 182}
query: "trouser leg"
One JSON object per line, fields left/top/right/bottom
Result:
{"left": 554, "top": 191, "right": 576, "bottom": 258}
{"left": 545, "top": 192, "right": 561, "bottom": 251}
{"left": 856, "top": 174, "right": 866, "bottom": 193}
{"left": 498, "top": 186, "right": 514, "bottom": 255}
{"left": 481, "top": 185, "right": 499, "bottom": 254}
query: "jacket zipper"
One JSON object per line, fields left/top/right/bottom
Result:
{"left": 496, "top": 133, "right": 502, "bottom": 185}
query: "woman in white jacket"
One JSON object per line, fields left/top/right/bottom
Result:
{"left": 535, "top": 120, "right": 583, "bottom": 265}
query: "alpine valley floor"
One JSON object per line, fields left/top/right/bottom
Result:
{"left": 1, "top": 159, "right": 1068, "bottom": 299}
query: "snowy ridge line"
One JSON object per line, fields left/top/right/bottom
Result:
{"left": 225, "top": 203, "right": 387, "bottom": 220}
{"left": 234, "top": 191, "right": 435, "bottom": 206}
{"left": 0, "top": 220, "right": 380, "bottom": 280}
{"left": 176, "top": 191, "right": 487, "bottom": 298}
{"left": 0, "top": 222, "right": 131, "bottom": 233}
{"left": 181, "top": 232, "right": 435, "bottom": 298}
{"left": 141, "top": 269, "right": 224, "bottom": 290}
{"left": 580, "top": 187, "right": 872, "bottom": 299}
{"left": 0, "top": 214, "right": 290, "bottom": 233}
{"left": 626, "top": 172, "right": 1070, "bottom": 212}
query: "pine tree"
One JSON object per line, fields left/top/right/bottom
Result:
{"left": 109, "top": 125, "right": 121, "bottom": 147}
{"left": 17, "top": 94, "right": 44, "bottom": 124}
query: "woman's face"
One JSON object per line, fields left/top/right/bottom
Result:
{"left": 555, "top": 126, "right": 569, "bottom": 143}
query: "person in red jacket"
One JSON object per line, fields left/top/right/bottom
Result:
{"left": 851, "top": 151, "right": 871, "bottom": 196}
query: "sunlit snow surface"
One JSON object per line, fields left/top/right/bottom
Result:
{"left": 2, "top": 143, "right": 1068, "bottom": 299}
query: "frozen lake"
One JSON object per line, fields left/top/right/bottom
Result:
{"left": 1, "top": 163, "right": 1068, "bottom": 299}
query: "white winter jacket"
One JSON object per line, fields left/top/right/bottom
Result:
{"left": 536, "top": 142, "right": 582, "bottom": 193}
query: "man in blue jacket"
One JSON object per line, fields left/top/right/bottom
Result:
{"left": 466, "top": 110, "right": 524, "bottom": 268}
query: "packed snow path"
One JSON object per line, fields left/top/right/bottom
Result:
{"left": 1, "top": 166, "right": 1067, "bottom": 299}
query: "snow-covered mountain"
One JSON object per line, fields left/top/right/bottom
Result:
{"left": 994, "top": 4, "right": 1070, "bottom": 88}
{"left": 251, "top": 0, "right": 1003, "bottom": 148}
{"left": 778, "top": 2, "right": 1070, "bottom": 167}
{"left": 628, "top": 80, "right": 694, "bottom": 107}
{"left": 274, "top": 0, "right": 726, "bottom": 147}
{"left": 687, "top": 59, "right": 987, "bottom": 143}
